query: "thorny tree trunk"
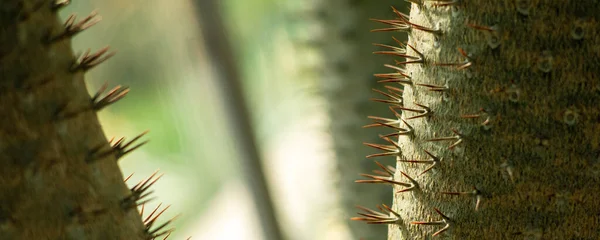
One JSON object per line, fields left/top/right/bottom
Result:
{"left": 355, "top": 1, "right": 600, "bottom": 239}
{"left": 286, "top": 0, "right": 407, "bottom": 239}
{"left": 0, "top": 1, "right": 159, "bottom": 239}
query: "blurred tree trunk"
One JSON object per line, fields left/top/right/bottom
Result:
{"left": 0, "top": 1, "right": 150, "bottom": 239}
{"left": 287, "top": 0, "right": 408, "bottom": 239}
{"left": 190, "top": 1, "right": 285, "bottom": 240}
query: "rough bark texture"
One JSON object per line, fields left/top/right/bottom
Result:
{"left": 359, "top": 1, "right": 600, "bottom": 239}
{"left": 0, "top": 1, "right": 148, "bottom": 239}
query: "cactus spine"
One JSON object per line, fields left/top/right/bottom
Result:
{"left": 355, "top": 1, "right": 600, "bottom": 239}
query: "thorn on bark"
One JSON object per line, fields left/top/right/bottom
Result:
{"left": 70, "top": 47, "right": 116, "bottom": 72}
{"left": 351, "top": 204, "right": 401, "bottom": 225}
{"left": 47, "top": 11, "right": 101, "bottom": 43}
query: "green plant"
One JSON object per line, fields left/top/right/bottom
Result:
{"left": 354, "top": 1, "right": 599, "bottom": 239}
{"left": 0, "top": 1, "right": 174, "bottom": 238}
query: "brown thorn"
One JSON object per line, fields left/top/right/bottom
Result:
{"left": 162, "top": 232, "right": 173, "bottom": 240}
{"left": 426, "top": 128, "right": 463, "bottom": 149}
{"left": 411, "top": 208, "right": 452, "bottom": 237}
{"left": 351, "top": 204, "right": 400, "bottom": 225}
{"left": 111, "top": 131, "right": 150, "bottom": 160}
{"left": 70, "top": 46, "right": 116, "bottom": 72}
{"left": 392, "top": 6, "right": 442, "bottom": 35}
{"left": 92, "top": 84, "right": 130, "bottom": 111}
{"left": 434, "top": 47, "right": 472, "bottom": 70}
{"left": 124, "top": 172, "right": 135, "bottom": 183}
{"left": 148, "top": 214, "right": 180, "bottom": 237}
{"left": 47, "top": 11, "right": 101, "bottom": 43}
{"left": 415, "top": 82, "right": 449, "bottom": 92}
{"left": 395, "top": 103, "right": 431, "bottom": 120}
{"left": 52, "top": 0, "right": 72, "bottom": 11}
{"left": 370, "top": 18, "right": 410, "bottom": 33}
{"left": 363, "top": 142, "right": 400, "bottom": 158}
{"left": 399, "top": 150, "right": 440, "bottom": 175}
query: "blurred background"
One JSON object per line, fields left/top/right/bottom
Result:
{"left": 63, "top": 0, "right": 406, "bottom": 239}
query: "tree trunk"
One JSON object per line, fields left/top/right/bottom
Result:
{"left": 356, "top": 1, "right": 600, "bottom": 239}
{"left": 0, "top": 1, "right": 156, "bottom": 239}
{"left": 286, "top": 0, "right": 407, "bottom": 239}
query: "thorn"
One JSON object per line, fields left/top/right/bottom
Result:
{"left": 467, "top": 23, "right": 501, "bottom": 49}
{"left": 47, "top": 11, "right": 101, "bottom": 43}
{"left": 394, "top": 44, "right": 425, "bottom": 65}
{"left": 351, "top": 204, "right": 401, "bottom": 225}
{"left": 370, "top": 12, "right": 410, "bottom": 33}
{"left": 500, "top": 160, "right": 515, "bottom": 183}
{"left": 415, "top": 82, "right": 449, "bottom": 92}
{"left": 426, "top": 128, "right": 463, "bottom": 150}
{"left": 90, "top": 132, "right": 148, "bottom": 162}
{"left": 161, "top": 232, "right": 172, "bottom": 240}
{"left": 144, "top": 204, "right": 171, "bottom": 228}
{"left": 121, "top": 170, "right": 163, "bottom": 210}
{"left": 140, "top": 203, "right": 145, "bottom": 217}
{"left": 396, "top": 171, "right": 419, "bottom": 193}
{"left": 398, "top": 149, "right": 441, "bottom": 175}
{"left": 364, "top": 107, "right": 414, "bottom": 138}
{"left": 391, "top": 6, "right": 442, "bottom": 35}
{"left": 394, "top": 102, "right": 431, "bottom": 120}
{"left": 442, "top": 186, "right": 483, "bottom": 211}
{"left": 110, "top": 131, "right": 150, "bottom": 160}
{"left": 363, "top": 136, "right": 401, "bottom": 158}
{"left": 434, "top": 47, "right": 472, "bottom": 70}
{"left": 91, "top": 83, "right": 130, "bottom": 111}
{"left": 52, "top": 0, "right": 71, "bottom": 11}
{"left": 460, "top": 108, "right": 485, "bottom": 119}
{"left": 374, "top": 64, "right": 413, "bottom": 85}
{"left": 124, "top": 172, "right": 135, "bottom": 183}
{"left": 70, "top": 47, "right": 116, "bottom": 72}
{"left": 373, "top": 36, "right": 408, "bottom": 57}
{"left": 369, "top": 86, "right": 403, "bottom": 106}
{"left": 461, "top": 108, "right": 492, "bottom": 129}
{"left": 147, "top": 214, "right": 179, "bottom": 239}
{"left": 411, "top": 208, "right": 452, "bottom": 237}
{"left": 356, "top": 161, "right": 411, "bottom": 187}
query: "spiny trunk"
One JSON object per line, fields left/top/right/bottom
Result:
{"left": 0, "top": 1, "right": 165, "bottom": 239}
{"left": 355, "top": 1, "right": 600, "bottom": 239}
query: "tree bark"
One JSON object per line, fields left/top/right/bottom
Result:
{"left": 358, "top": 1, "right": 600, "bottom": 239}
{"left": 0, "top": 1, "right": 150, "bottom": 239}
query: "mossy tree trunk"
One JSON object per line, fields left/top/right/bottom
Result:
{"left": 0, "top": 1, "right": 161, "bottom": 239}
{"left": 355, "top": 1, "right": 600, "bottom": 239}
